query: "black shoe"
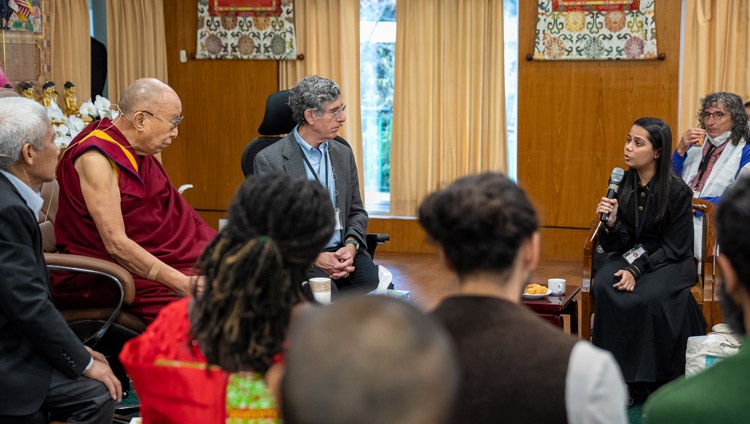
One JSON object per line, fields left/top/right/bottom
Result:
{"left": 627, "top": 381, "right": 653, "bottom": 407}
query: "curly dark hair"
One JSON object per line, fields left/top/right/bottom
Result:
{"left": 190, "top": 173, "right": 335, "bottom": 373}
{"left": 697, "top": 92, "right": 750, "bottom": 146}
{"left": 418, "top": 172, "right": 539, "bottom": 279}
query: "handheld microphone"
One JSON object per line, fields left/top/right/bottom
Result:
{"left": 600, "top": 167, "right": 625, "bottom": 222}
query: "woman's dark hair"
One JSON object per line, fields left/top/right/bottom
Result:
{"left": 717, "top": 175, "right": 750, "bottom": 293}
{"left": 619, "top": 117, "right": 679, "bottom": 225}
{"left": 697, "top": 92, "right": 749, "bottom": 146}
{"left": 190, "top": 173, "right": 335, "bottom": 374}
{"left": 418, "top": 172, "right": 539, "bottom": 279}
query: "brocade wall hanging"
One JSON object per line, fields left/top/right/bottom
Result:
{"left": 533, "top": 0, "right": 657, "bottom": 61}
{"left": 196, "top": 0, "right": 297, "bottom": 60}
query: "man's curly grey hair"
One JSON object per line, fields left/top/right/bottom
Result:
{"left": 288, "top": 75, "right": 341, "bottom": 126}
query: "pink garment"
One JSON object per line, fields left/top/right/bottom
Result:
{"left": 0, "top": 66, "right": 11, "bottom": 87}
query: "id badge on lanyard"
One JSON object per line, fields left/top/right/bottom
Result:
{"left": 334, "top": 207, "right": 343, "bottom": 231}
{"left": 622, "top": 244, "right": 646, "bottom": 264}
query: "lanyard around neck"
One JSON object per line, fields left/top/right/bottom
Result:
{"left": 297, "top": 142, "right": 329, "bottom": 189}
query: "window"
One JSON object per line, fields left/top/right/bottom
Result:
{"left": 359, "top": 0, "right": 519, "bottom": 213}
{"left": 360, "top": 0, "right": 396, "bottom": 214}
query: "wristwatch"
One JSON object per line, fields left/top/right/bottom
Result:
{"left": 344, "top": 238, "right": 360, "bottom": 251}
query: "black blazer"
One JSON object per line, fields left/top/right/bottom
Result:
{"left": 0, "top": 173, "right": 91, "bottom": 415}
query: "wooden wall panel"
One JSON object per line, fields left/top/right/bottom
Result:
{"left": 161, "top": 0, "right": 278, "bottom": 214}
{"left": 518, "top": 0, "right": 682, "bottom": 261}
{"left": 368, "top": 217, "right": 436, "bottom": 255}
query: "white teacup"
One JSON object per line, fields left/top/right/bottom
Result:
{"left": 548, "top": 278, "right": 566, "bottom": 295}
{"left": 308, "top": 277, "right": 332, "bottom": 304}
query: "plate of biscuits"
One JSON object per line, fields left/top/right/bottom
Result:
{"left": 522, "top": 283, "right": 551, "bottom": 300}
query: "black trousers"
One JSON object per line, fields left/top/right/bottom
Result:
{"left": 305, "top": 247, "right": 379, "bottom": 299}
{"left": 0, "top": 368, "right": 115, "bottom": 424}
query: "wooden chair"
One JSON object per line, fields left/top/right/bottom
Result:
{"left": 580, "top": 198, "right": 719, "bottom": 341}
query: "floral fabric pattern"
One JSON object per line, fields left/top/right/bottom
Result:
{"left": 533, "top": 0, "right": 657, "bottom": 61}
{"left": 196, "top": 0, "right": 297, "bottom": 60}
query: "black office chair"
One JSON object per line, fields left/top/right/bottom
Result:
{"left": 241, "top": 90, "right": 389, "bottom": 257}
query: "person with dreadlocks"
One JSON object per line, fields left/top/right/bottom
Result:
{"left": 119, "top": 173, "right": 335, "bottom": 423}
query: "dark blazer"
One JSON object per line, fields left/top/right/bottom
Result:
{"left": 253, "top": 134, "right": 369, "bottom": 248}
{"left": 0, "top": 173, "right": 91, "bottom": 415}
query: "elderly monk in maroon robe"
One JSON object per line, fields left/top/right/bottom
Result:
{"left": 53, "top": 78, "right": 216, "bottom": 324}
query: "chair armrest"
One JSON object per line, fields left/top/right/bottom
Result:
{"left": 44, "top": 253, "right": 135, "bottom": 347}
{"left": 44, "top": 253, "right": 135, "bottom": 305}
{"left": 365, "top": 233, "right": 390, "bottom": 258}
{"left": 367, "top": 233, "right": 390, "bottom": 244}
{"left": 582, "top": 221, "right": 602, "bottom": 294}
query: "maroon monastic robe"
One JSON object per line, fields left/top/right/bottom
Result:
{"left": 53, "top": 119, "right": 216, "bottom": 323}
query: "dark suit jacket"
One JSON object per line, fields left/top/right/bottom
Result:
{"left": 253, "top": 134, "right": 369, "bottom": 248}
{"left": 0, "top": 173, "right": 91, "bottom": 415}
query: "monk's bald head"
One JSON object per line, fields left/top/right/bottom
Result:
{"left": 118, "top": 78, "right": 179, "bottom": 115}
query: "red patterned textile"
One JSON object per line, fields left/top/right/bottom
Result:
{"left": 552, "top": 0, "right": 639, "bottom": 12}
{"left": 120, "top": 298, "right": 280, "bottom": 423}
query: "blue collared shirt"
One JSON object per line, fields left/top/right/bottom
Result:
{"left": 0, "top": 169, "right": 43, "bottom": 219}
{"left": 293, "top": 126, "right": 340, "bottom": 248}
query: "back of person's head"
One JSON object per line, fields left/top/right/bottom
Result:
{"left": 0, "top": 97, "right": 50, "bottom": 170}
{"left": 418, "top": 172, "right": 539, "bottom": 279}
{"left": 118, "top": 78, "right": 176, "bottom": 115}
{"left": 698, "top": 92, "right": 749, "bottom": 145}
{"left": 190, "top": 173, "right": 335, "bottom": 373}
{"left": 281, "top": 296, "right": 458, "bottom": 424}
{"left": 717, "top": 174, "right": 750, "bottom": 334}
{"left": 288, "top": 75, "right": 341, "bottom": 125}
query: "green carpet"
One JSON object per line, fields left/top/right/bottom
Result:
{"left": 629, "top": 404, "right": 644, "bottom": 424}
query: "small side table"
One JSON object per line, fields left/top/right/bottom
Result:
{"left": 521, "top": 285, "right": 580, "bottom": 335}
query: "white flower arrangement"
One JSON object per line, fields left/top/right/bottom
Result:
{"left": 80, "top": 95, "right": 119, "bottom": 121}
{"left": 49, "top": 95, "right": 119, "bottom": 148}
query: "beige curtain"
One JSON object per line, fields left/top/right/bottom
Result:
{"left": 390, "top": 0, "right": 506, "bottom": 216}
{"left": 680, "top": 0, "right": 750, "bottom": 134}
{"left": 280, "top": 0, "right": 364, "bottom": 190}
{"left": 50, "top": 0, "right": 91, "bottom": 104}
{"left": 105, "top": 0, "right": 168, "bottom": 102}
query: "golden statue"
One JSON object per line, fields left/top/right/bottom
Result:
{"left": 20, "top": 82, "right": 37, "bottom": 100}
{"left": 63, "top": 81, "right": 80, "bottom": 116}
{"left": 42, "top": 81, "right": 59, "bottom": 108}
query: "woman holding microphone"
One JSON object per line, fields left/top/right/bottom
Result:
{"left": 595, "top": 117, "right": 705, "bottom": 406}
